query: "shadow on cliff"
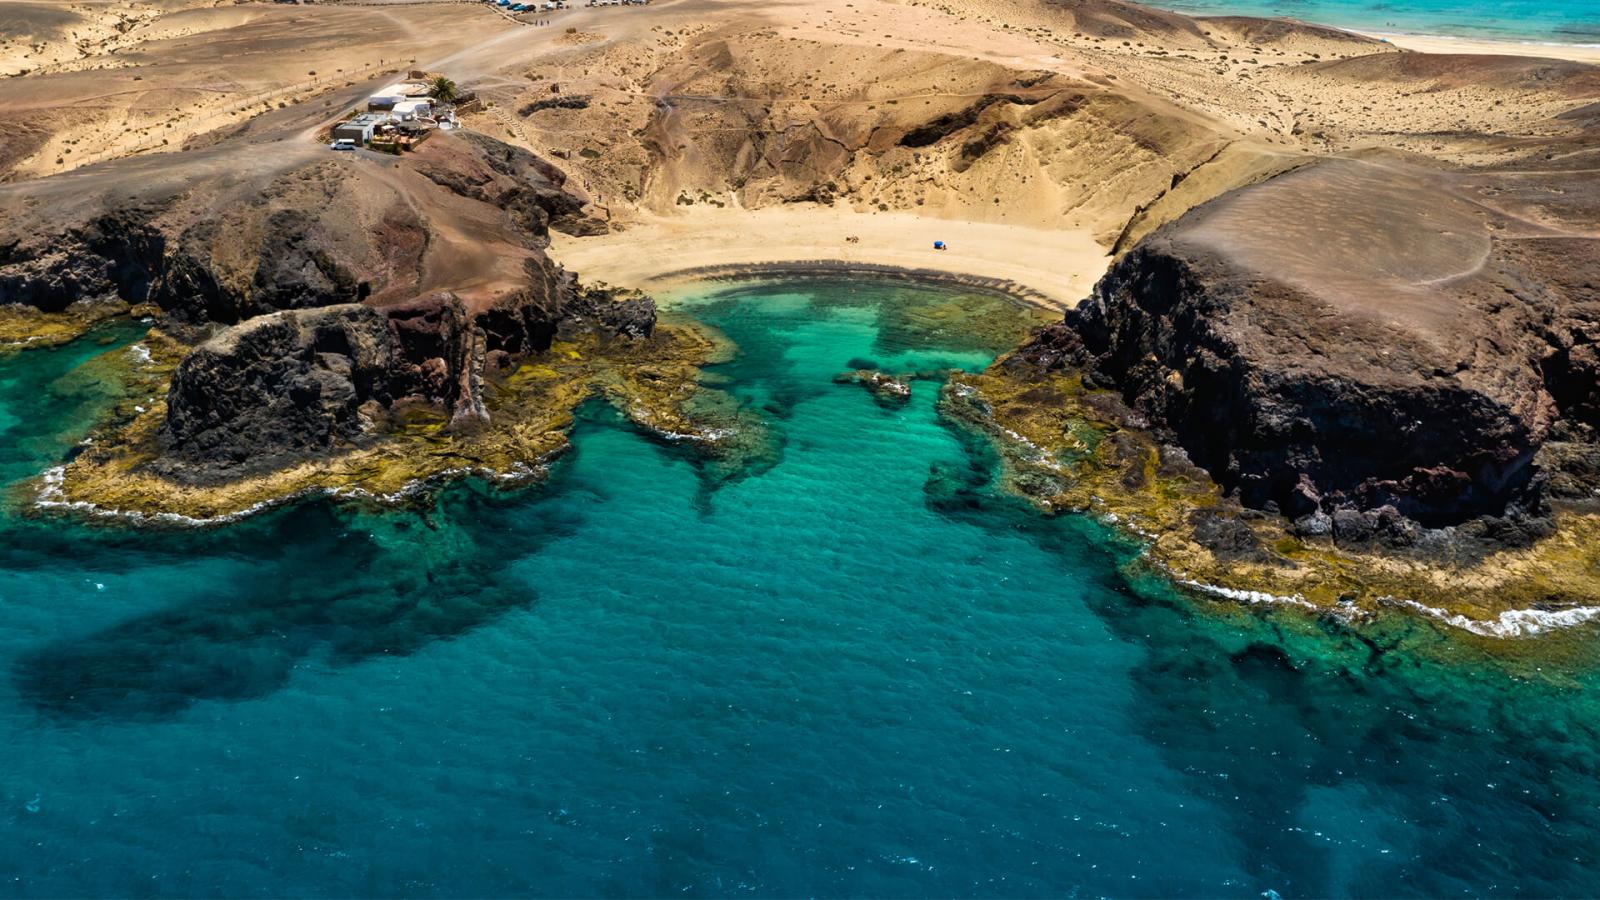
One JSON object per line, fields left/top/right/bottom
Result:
{"left": 921, "top": 423, "right": 1600, "bottom": 897}
{"left": 10, "top": 484, "right": 584, "bottom": 722}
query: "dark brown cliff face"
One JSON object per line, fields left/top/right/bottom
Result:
{"left": 1023, "top": 156, "right": 1600, "bottom": 530}
{"left": 157, "top": 305, "right": 399, "bottom": 476}
{"left": 158, "top": 283, "right": 657, "bottom": 480}
{"left": 158, "top": 294, "right": 493, "bottom": 477}
{"left": 0, "top": 131, "right": 606, "bottom": 329}
{"left": 1062, "top": 241, "right": 1548, "bottom": 524}
{"left": 0, "top": 205, "right": 168, "bottom": 312}
{"left": 0, "top": 162, "right": 411, "bottom": 326}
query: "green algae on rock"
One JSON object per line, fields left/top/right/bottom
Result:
{"left": 0, "top": 299, "right": 139, "bottom": 351}
{"left": 34, "top": 320, "right": 735, "bottom": 524}
{"left": 943, "top": 350, "right": 1600, "bottom": 639}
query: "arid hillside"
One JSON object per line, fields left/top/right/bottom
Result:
{"left": 7, "top": 0, "right": 1597, "bottom": 259}
{"left": 0, "top": 1, "right": 506, "bottom": 180}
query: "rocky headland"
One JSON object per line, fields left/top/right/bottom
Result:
{"left": 953, "top": 149, "right": 1600, "bottom": 631}
{"left": 1, "top": 128, "right": 731, "bottom": 521}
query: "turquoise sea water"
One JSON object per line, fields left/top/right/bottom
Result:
{"left": 5, "top": 280, "right": 1600, "bottom": 897}
{"left": 1145, "top": 0, "right": 1600, "bottom": 43}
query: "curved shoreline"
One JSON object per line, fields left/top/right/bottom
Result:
{"left": 649, "top": 260, "right": 1060, "bottom": 310}
{"left": 551, "top": 207, "right": 1108, "bottom": 314}
{"left": 1146, "top": 5, "right": 1600, "bottom": 60}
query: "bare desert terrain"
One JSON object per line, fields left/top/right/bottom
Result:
{"left": 5, "top": 0, "right": 1597, "bottom": 296}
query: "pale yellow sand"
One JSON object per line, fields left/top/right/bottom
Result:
{"left": 1366, "top": 32, "right": 1600, "bottom": 63}
{"left": 551, "top": 206, "right": 1110, "bottom": 310}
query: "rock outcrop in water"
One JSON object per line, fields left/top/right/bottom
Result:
{"left": 159, "top": 305, "right": 398, "bottom": 474}
{"left": 1017, "top": 156, "right": 1600, "bottom": 533}
{"left": 159, "top": 283, "right": 657, "bottom": 478}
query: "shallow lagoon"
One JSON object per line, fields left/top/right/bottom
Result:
{"left": 2, "top": 280, "right": 1599, "bottom": 897}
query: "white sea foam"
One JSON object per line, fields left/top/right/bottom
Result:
{"left": 982, "top": 412, "right": 1597, "bottom": 638}
{"left": 127, "top": 343, "right": 153, "bottom": 365}
{"left": 1177, "top": 579, "right": 1318, "bottom": 610}
{"left": 34, "top": 466, "right": 293, "bottom": 527}
{"left": 1389, "top": 597, "right": 1600, "bottom": 638}
{"left": 32, "top": 458, "right": 554, "bottom": 529}
{"left": 1177, "top": 579, "right": 1600, "bottom": 636}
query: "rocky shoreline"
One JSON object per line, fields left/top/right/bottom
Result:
{"left": 38, "top": 314, "right": 732, "bottom": 524}
{"left": 942, "top": 357, "right": 1600, "bottom": 636}
{"left": 940, "top": 154, "right": 1600, "bottom": 633}
{"left": 0, "top": 0, "right": 1594, "bottom": 638}
{"left": 0, "top": 130, "right": 744, "bottom": 523}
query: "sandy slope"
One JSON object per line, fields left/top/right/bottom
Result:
{"left": 0, "top": 3, "right": 508, "bottom": 180}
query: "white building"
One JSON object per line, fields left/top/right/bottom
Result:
{"left": 367, "top": 82, "right": 433, "bottom": 111}
{"left": 391, "top": 99, "right": 435, "bottom": 120}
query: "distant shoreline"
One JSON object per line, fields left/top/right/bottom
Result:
{"left": 1363, "top": 30, "right": 1600, "bottom": 62}
{"left": 1151, "top": 0, "right": 1600, "bottom": 62}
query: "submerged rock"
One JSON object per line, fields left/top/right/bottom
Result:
{"left": 834, "top": 369, "right": 912, "bottom": 407}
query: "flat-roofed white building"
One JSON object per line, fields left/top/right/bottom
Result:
{"left": 391, "top": 99, "right": 435, "bottom": 120}
{"left": 368, "top": 82, "right": 432, "bottom": 111}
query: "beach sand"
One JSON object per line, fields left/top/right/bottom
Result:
{"left": 552, "top": 206, "right": 1109, "bottom": 311}
{"left": 1367, "top": 31, "right": 1600, "bottom": 63}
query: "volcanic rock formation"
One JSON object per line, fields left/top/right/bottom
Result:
{"left": 0, "top": 129, "right": 638, "bottom": 479}
{"left": 1021, "top": 156, "right": 1600, "bottom": 530}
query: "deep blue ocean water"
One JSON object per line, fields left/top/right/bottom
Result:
{"left": 4, "top": 280, "right": 1600, "bottom": 897}
{"left": 1144, "top": 0, "right": 1600, "bottom": 43}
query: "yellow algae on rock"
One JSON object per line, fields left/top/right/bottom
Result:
{"left": 946, "top": 350, "right": 1600, "bottom": 640}
{"left": 36, "top": 321, "right": 735, "bottom": 525}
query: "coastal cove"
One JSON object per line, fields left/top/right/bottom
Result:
{"left": 3, "top": 0, "right": 1600, "bottom": 891}
{"left": 6, "top": 279, "right": 1600, "bottom": 896}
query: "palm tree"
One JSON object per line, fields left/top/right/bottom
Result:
{"left": 429, "top": 76, "right": 459, "bottom": 103}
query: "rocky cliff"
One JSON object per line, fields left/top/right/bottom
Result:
{"left": 1019, "top": 156, "right": 1600, "bottom": 532}
{"left": 0, "top": 131, "right": 605, "bottom": 327}
{"left": 157, "top": 285, "right": 656, "bottom": 479}
{"left": 158, "top": 304, "right": 399, "bottom": 475}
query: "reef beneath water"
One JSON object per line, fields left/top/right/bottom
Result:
{"left": 944, "top": 353, "right": 1600, "bottom": 638}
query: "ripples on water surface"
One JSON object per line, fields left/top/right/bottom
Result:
{"left": 2, "top": 280, "right": 1600, "bottom": 897}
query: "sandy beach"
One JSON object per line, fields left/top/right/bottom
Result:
{"left": 552, "top": 207, "right": 1109, "bottom": 311}
{"left": 1366, "top": 31, "right": 1600, "bottom": 63}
